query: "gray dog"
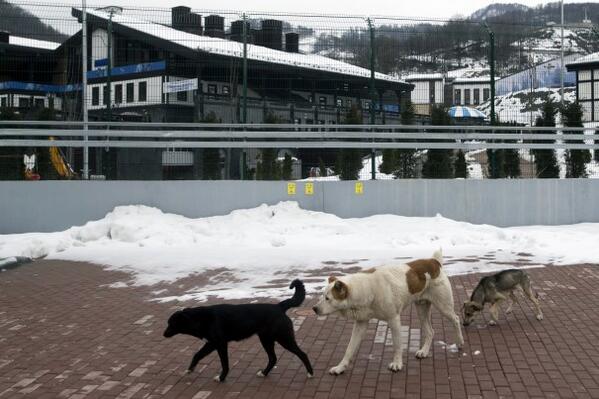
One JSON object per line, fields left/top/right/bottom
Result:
{"left": 463, "top": 269, "right": 543, "bottom": 326}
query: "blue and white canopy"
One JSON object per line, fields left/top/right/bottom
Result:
{"left": 448, "top": 106, "right": 487, "bottom": 119}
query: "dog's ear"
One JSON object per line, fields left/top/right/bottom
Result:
{"left": 332, "top": 280, "right": 349, "bottom": 300}
{"left": 328, "top": 275, "right": 337, "bottom": 284}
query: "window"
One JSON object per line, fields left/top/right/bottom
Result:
{"left": 18, "top": 97, "right": 29, "bottom": 108}
{"left": 177, "top": 90, "right": 187, "bottom": 102}
{"left": 319, "top": 96, "right": 327, "bottom": 107}
{"left": 429, "top": 82, "right": 435, "bottom": 103}
{"left": 454, "top": 89, "right": 461, "bottom": 105}
{"left": 473, "top": 89, "right": 480, "bottom": 105}
{"left": 103, "top": 85, "right": 109, "bottom": 105}
{"left": 138, "top": 81, "right": 147, "bottom": 102}
{"left": 579, "top": 82, "right": 592, "bottom": 100}
{"left": 483, "top": 88, "right": 490, "bottom": 102}
{"left": 346, "top": 99, "right": 352, "bottom": 108}
{"left": 336, "top": 98, "right": 342, "bottom": 107}
{"left": 207, "top": 84, "right": 217, "bottom": 94}
{"left": 1, "top": 97, "right": 7, "bottom": 107}
{"left": 92, "top": 86, "right": 100, "bottom": 106}
{"left": 115, "top": 84, "right": 123, "bottom": 104}
{"left": 49, "top": 97, "right": 54, "bottom": 110}
{"left": 464, "top": 89, "right": 471, "bottom": 105}
{"left": 343, "top": 83, "right": 349, "bottom": 91}
{"left": 35, "top": 98, "right": 45, "bottom": 108}
{"left": 222, "top": 85, "right": 230, "bottom": 95}
{"left": 579, "top": 70, "right": 592, "bottom": 81}
{"left": 126, "top": 83, "right": 134, "bottom": 103}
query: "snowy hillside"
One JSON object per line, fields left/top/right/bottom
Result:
{"left": 478, "top": 86, "right": 576, "bottom": 125}
{"left": 1, "top": 203, "right": 599, "bottom": 301}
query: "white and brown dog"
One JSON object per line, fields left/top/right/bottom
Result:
{"left": 313, "top": 249, "right": 464, "bottom": 375}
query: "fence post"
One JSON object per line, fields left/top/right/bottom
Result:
{"left": 484, "top": 23, "right": 497, "bottom": 177}
{"left": 81, "top": 0, "right": 89, "bottom": 179}
{"left": 240, "top": 13, "right": 248, "bottom": 180}
{"left": 367, "top": 17, "right": 376, "bottom": 180}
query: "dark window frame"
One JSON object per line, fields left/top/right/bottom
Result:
{"left": 138, "top": 81, "right": 147, "bottom": 102}
{"left": 126, "top": 83, "right": 134, "bottom": 103}
{"left": 92, "top": 86, "right": 100, "bottom": 106}
{"left": 115, "top": 84, "right": 123, "bottom": 104}
{"left": 177, "top": 90, "right": 187, "bottom": 102}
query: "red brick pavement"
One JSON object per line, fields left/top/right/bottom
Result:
{"left": 2, "top": 260, "right": 599, "bottom": 398}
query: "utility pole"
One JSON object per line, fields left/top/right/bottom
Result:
{"left": 96, "top": 6, "right": 123, "bottom": 123}
{"left": 367, "top": 18, "right": 376, "bottom": 180}
{"left": 560, "top": 0, "right": 564, "bottom": 107}
{"left": 82, "top": 0, "right": 88, "bottom": 179}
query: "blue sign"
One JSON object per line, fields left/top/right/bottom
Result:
{"left": 87, "top": 60, "right": 166, "bottom": 80}
{"left": 94, "top": 58, "right": 108, "bottom": 67}
{"left": 0, "top": 81, "right": 81, "bottom": 93}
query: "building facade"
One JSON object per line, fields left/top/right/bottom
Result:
{"left": 567, "top": 53, "right": 599, "bottom": 122}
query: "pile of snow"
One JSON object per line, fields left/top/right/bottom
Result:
{"left": 1, "top": 202, "right": 599, "bottom": 301}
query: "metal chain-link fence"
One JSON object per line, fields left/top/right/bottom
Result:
{"left": 1, "top": 1, "right": 599, "bottom": 180}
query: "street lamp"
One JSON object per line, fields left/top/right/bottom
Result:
{"left": 96, "top": 6, "right": 123, "bottom": 123}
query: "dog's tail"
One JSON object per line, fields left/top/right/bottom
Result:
{"left": 432, "top": 248, "right": 443, "bottom": 266}
{"left": 278, "top": 279, "right": 306, "bottom": 312}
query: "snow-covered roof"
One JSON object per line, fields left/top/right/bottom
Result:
{"left": 403, "top": 72, "right": 443, "bottom": 81}
{"left": 7, "top": 35, "right": 60, "bottom": 50}
{"left": 567, "top": 52, "right": 599, "bottom": 67}
{"left": 79, "top": 8, "right": 405, "bottom": 85}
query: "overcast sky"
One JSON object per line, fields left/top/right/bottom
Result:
{"left": 79, "top": 0, "right": 592, "bottom": 19}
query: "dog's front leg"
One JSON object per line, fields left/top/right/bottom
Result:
{"left": 388, "top": 316, "right": 403, "bottom": 371}
{"left": 214, "top": 343, "right": 229, "bottom": 382}
{"left": 187, "top": 342, "right": 216, "bottom": 373}
{"left": 329, "top": 321, "right": 368, "bottom": 375}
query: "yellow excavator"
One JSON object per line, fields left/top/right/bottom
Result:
{"left": 48, "top": 137, "right": 76, "bottom": 179}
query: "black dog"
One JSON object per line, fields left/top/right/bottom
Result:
{"left": 163, "top": 279, "right": 313, "bottom": 382}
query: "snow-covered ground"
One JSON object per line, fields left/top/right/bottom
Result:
{"left": 1, "top": 203, "right": 598, "bottom": 302}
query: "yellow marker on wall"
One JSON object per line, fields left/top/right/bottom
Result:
{"left": 305, "top": 182, "right": 314, "bottom": 196}
{"left": 287, "top": 182, "right": 296, "bottom": 195}
{"left": 355, "top": 182, "right": 364, "bottom": 195}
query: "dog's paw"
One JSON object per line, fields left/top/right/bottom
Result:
{"left": 213, "top": 375, "right": 223, "bottom": 382}
{"left": 329, "top": 365, "right": 346, "bottom": 375}
{"left": 256, "top": 370, "right": 265, "bottom": 378}
{"left": 307, "top": 373, "right": 313, "bottom": 379}
{"left": 415, "top": 349, "right": 429, "bottom": 359}
{"left": 488, "top": 320, "right": 497, "bottom": 326}
{"left": 185, "top": 369, "right": 193, "bottom": 374}
{"left": 536, "top": 314, "right": 544, "bottom": 321}
{"left": 505, "top": 308, "right": 513, "bottom": 314}
{"left": 388, "top": 361, "right": 403, "bottom": 372}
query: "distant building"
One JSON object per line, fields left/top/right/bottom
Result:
{"left": 567, "top": 52, "right": 599, "bottom": 122}
{"left": 0, "top": 31, "right": 68, "bottom": 118}
{"left": 69, "top": 7, "right": 413, "bottom": 125}
{"left": 403, "top": 70, "right": 494, "bottom": 115}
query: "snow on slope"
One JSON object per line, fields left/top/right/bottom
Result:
{"left": 478, "top": 86, "right": 576, "bottom": 125}
{"left": 1, "top": 203, "right": 598, "bottom": 301}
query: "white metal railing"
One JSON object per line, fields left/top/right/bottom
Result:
{"left": 0, "top": 122, "right": 597, "bottom": 150}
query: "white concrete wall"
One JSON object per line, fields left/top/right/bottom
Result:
{"left": 2, "top": 179, "right": 599, "bottom": 233}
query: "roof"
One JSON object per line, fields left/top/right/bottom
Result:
{"left": 7, "top": 35, "right": 60, "bottom": 51}
{"left": 76, "top": 8, "right": 406, "bottom": 85}
{"left": 403, "top": 73, "right": 443, "bottom": 81}
{"left": 566, "top": 52, "right": 599, "bottom": 68}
